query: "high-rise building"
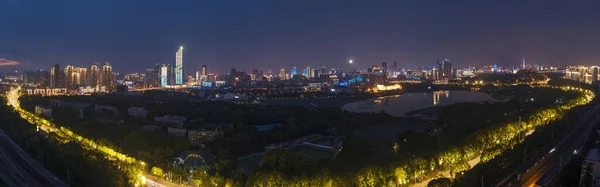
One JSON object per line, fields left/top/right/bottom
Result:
{"left": 291, "top": 67, "right": 297, "bottom": 76}
{"left": 161, "top": 64, "right": 168, "bottom": 87}
{"left": 75, "top": 67, "right": 87, "bottom": 86}
{"left": 89, "top": 64, "right": 99, "bottom": 87}
{"left": 392, "top": 61, "right": 398, "bottom": 72}
{"left": 381, "top": 62, "right": 388, "bottom": 76}
{"left": 522, "top": 56, "right": 526, "bottom": 70}
{"left": 592, "top": 66, "right": 599, "bottom": 83}
{"left": 101, "top": 62, "right": 113, "bottom": 90}
{"left": 50, "top": 64, "right": 60, "bottom": 88}
{"left": 321, "top": 65, "right": 326, "bottom": 76}
{"left": 175, "top": 46, "right": 183, "bottom": 85}
{"left": 201, "top": 65, "right": 207, "bottom": 78}
{"left": 168, "top": 64, "right": 175, "bottom": 85}
{"left": 195, "top": 69, "right": 201, "bottom": 84}
{"left": 145, "top": 69, "right": 155, "bottom": 88}
{"left": 443, "top": 59, "right": 452, "bottom": 78}
{"left": 305, "top": 66, "right": 311, "bottom": 78}
{"left": 153, "top": 64, "right": 160, "bottom": 86}
{"left": 64, "top": 65, "right": 74, "bottom": 88}
{"left": 279, "top": 68, "right": 286, "bottom": 80}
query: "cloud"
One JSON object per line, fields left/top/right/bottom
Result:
{"left": 0, "top": 58, "right": 21, "bottom": 66}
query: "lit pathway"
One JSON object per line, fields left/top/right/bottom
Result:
{"left": 410, "top": 157, "right": 480, "bottom": 187}
{"left": 6, "top": 87, "right": 181, "bottom": 187}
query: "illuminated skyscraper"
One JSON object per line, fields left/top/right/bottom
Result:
{"left": 201, "top": 65, "right": 207, "bottom": 82}
{"left": 195, "top": 69, "right": 201, "bottom": 84}
{"left": 175, "top": 46, "right": 183, "bottom": 85}
{"left": 75, "top": 67, "right": 87, "bottom": 86}
{"left": 101, "top": 62, "right": 113, "bottom": 90}
{"left": 279, "top": 68, "right": 286, "bottom": 80}
{"left": 50, "top": 64, "right": 61, "bottom": 88}
{"left": 64, "top": 65, "right": 74, "bottom": 88}
{"left": 305, "top": 66, "right": 311, "bottom": 78}
{"left": 522, "top": 56, "right": 526, "bottom": 70}
{"left": 161, "top": 64, "right": 168, "bottom": 87}
{"left": 443, "top": 59, "right": 452, "bottom": 78}
{"left": 153, "top": 63, "right": 160, "bottom": 86}
{"left": 89, "top": 64, "right": 99, "bottom": 87}
{"left": 291, "top": 67, "right": 297, "bottom": 76}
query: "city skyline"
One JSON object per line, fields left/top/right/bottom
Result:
{"left": 1, "top": 1, "right": 600, "bottom": 73}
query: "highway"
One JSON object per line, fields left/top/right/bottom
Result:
{"left": 496, "top": 103, "right": 600, "bottom": 187}
{"left": 0, "top": 130, "right": 67, "bottom": 187}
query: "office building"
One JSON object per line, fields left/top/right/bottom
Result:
{"left": 153, "top": 63, "right": 160, "bottom": 86}
{"left": 201, "top": 65, "right": 207, "bottom": 79}
{"left": 443, "top": 59, "right": 452, "bottom": 78}
{"left": 50, "top": 64, "right": 62, "bottom": 88}
{"left": 161, "top": 64, "right": 168, "bottom": 87}
{"left": 175, "top": 46, "right": 183, "bottom": 85}
{"left": 144, "top": 69, "right": 155, "bottom": 88}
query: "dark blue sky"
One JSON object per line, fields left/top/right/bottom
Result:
{"left": 1, "top": 0, "right": 599, "bottom": 74}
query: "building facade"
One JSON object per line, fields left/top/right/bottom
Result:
{"left": 175, "top": 46, "right": 183, "bottom": 85}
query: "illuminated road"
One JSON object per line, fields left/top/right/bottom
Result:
{"left": 5, "top": 87, "right": 187, "bottom": 187}
{"left": 497, "top": 103, "right": 600, "bottom": 187}
{"left": 0, "top": 130, "right": 67, "bottom": 187}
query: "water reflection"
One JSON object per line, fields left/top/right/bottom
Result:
{"left": 342, "top": 91, "right": 497, "bottom": 117}
{"left": 433, "top": 90, "right": 450, "bottom": 105}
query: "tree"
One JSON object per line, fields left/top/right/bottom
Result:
{"left": 427, "top": 177, "right": 452, "bottom": 187}
{"left": 355, "top": 166, "right": 388, "bottom": 187}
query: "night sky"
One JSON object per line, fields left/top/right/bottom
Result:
{"left": 1, "top": 0, "right": 600, "bottom": 74}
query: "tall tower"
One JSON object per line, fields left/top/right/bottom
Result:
{"left": 195, "top": 69, "right": 201, "bottom": 84}
{"left": 306, "top": 66, "right": 311, "bottom": 78}
{"left": 279, "top": 68, "right": 286, "bottom": 80}
{"left": 201, "top": 65, "right": 207, "bottom": 81}
{"left": 145, "top": 69, "right": 155, "bottom": 88}
{"left": 64, "top": 65, "right": 74, "bottom": 88}
{"left": 89, "top": 64, "right": 99, "bottom": 87}
{"left": 175, "top": 46, "right": 183, "bottom": 85}
{"left": 50, "top": 64, "right": 60, "bottom": 88}
{"left": 522, "top": 56, "right": 526, "bottom": 70}
{"left": 153, "top": 63, "right": 160, "bottom": 86}
{"left": 75, "top": 67, "right": 87, "bottom": 86}
{"left": 443, "top": 59, "right": 452, "bottom": 78}
{"left": 161, "top": 64, "right": 168, "bottom": 87}
{"left": 101, "top": 62, "right": 113, "bottom": 90}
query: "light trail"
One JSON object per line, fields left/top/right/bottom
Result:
{"left": 6, "top": 87, "right": 164, "bottom": 186}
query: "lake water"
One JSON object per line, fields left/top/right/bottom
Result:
{"left": 342, "top": 91, "right": 497, "bottom": 117}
